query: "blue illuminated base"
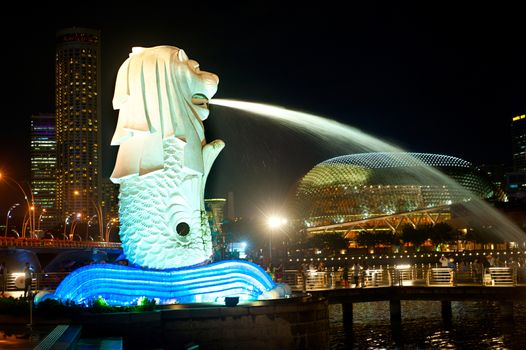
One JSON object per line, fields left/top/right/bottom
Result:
{"left": 45, "top": 260, "right": 284, "bottom": 306}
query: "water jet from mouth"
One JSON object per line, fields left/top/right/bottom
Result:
{"left": 209, "top": 98, "right": 525, "bottom": 244}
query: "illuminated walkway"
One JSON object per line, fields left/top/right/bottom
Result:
{"left": 282, "top": 265, "right": 526, "bottom": 291}
{"left": 280, "top": 267, "right": 526, "bottom": 324}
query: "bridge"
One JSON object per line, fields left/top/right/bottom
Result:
{"left": 0, "top": 237, "right": 121, "bottom": 251}
{"left": 0, "top": 237, "right": 123, "bottom": 279}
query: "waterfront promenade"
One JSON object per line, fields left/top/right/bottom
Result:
{"left": 280, "top": 265, "right": 526, "bottom": 325}
{"left": 2, "top": 262, "right": 526, "bottom": 349}
{"left": 1, "top": 247, "right": 525, "bottom": 294}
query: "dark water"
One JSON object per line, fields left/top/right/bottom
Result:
{"left": 329, "top": 300, "right": 526, "bottom": 349}
{"left": 0, "top": 325, "right": 54, "bottom": 349}
{"left": 3, "top": 301, "right": 524, "bottom": 349}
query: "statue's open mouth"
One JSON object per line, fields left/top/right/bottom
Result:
{"left": 192, "top": 93, "right": 209, "bottom": 109}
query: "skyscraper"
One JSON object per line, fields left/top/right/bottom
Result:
{"left": 506, "top": 114, "right": 526, "bottom": 201}
{"left": 55, "top": 28, "right": 102, "bottom": 221}
{"left": 511, "top": 114, "right": 526, "bottom": 171}
{"left": 30, "top": 113, "right": 57, "bottom": 232}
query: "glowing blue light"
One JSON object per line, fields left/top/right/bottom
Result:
{"left": 46, "top": 260, "right": 278, "bottom": 306}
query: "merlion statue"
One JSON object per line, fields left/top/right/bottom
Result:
{"left": 110, "top": 46, "right": 224, "bottom": 269}
{"left": 42, "top": 45, "right": 287, "bottom": 307}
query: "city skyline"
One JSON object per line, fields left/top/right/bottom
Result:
{"left": 1, "top": 4, "right": 525, "bottom": 218}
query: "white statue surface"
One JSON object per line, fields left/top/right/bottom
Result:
{"left": 110, "top": 46, "right": 224, "bottom": 269}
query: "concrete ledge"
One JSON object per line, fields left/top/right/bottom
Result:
{"left": 73, "top": 295, "right": 329, "bottom": 350}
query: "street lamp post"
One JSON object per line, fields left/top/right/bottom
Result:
{"left": 22, "top": 206, "right": 36, "bottom": 238}
{"left": 87, "top": 214, "right": 98, "bottom": 240}
{"left": 0, "top": 173, "right": 36, "bottom": 238}
{"left": 37, "top": 208, "right": 46, "bottom": 232}
{"left": 63, "top": 215, "right": 71, "bottom": 240}
{"left": 105, "top": 218, "right": 117, "bottom": 242}
{"left": 27, "top": 206, "right": 35, "bottom": 238}
{"left": 74, "top": 190, "right": 104, "bottom": 241}
{"left": 69, "top": 213, "right": 82, "bottom": 240}
{"left": 22, "top": 212, "right": 30, "bottom": 238}
{"left": 70, "top": 221, "right": 80, "bottom": 240}
{"left": 4, "top": 203, "right": 20, "bottom": 237}
{"left": 267, "top": 216, "right": 288, "bottom": 265}
{"left": 91, "top": 199, "right": 104, "bottom": 241}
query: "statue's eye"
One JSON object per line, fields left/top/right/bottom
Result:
{"left": 176, "top": 222, "right": 190, "bottom": 236}
{"left": 188, "top": 59, "right": 200, "bottom": 72}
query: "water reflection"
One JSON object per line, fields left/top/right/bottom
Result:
{"left": 0, "top": 325, "right": 53, "bottom": 349}
{"left": 330, "top": 300, "right": 526, "bottom": 349}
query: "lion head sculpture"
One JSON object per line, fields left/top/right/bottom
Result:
{"left": 110, "top": 45, "right": 219, "bottom": 182}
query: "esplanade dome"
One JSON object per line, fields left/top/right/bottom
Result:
{"left": 294, "top": 152, "right": 502, "bottom": 228}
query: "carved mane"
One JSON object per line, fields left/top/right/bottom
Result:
{"left": 110, "top": 46, "right": 219, "bottom": 182}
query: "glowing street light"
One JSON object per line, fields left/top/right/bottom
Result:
{"left": 268, "top": 216, "right": 287, "bottom": 230}
{"left": 267, "top": 215, "right": 287, "bottom": 263}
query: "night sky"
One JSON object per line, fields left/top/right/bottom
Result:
{"left": 1, "top": 3, "right": 525, "bottom": 218}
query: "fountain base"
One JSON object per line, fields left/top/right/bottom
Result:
{"left": 42, "top": 260, "right": 287, "bottom": 306}
{"left": 74, "top": 294, "right": 329, "bottom": 349}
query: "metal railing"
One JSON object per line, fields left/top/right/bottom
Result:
{"left": 0, "top": 237, "right": 121, "bottom": 249}
{"left": 282, "top": 265, "right": 522, "bottom": 291}
{"left": 427, "top": 268, "right": 455, "bottom": 286}
{"left": 483, "top": 267, "right": 516, "bottom": 286}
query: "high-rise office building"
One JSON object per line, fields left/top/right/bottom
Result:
{"left": 30, "top": 113, "right": 57, "bottom": 232}
{"left": 55, "top": 28, "right": 102, "bottom": 221}
{"left": 506, "top": 114, "right": 526, "bottom": 200}
{"left": 511, "top": 114, "right": 526, "bottom": 171}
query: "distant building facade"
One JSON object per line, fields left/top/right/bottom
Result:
{"left": 100, "top": 178, "right": 119, "bottom": 221}
{"left": 30, "top": 113, "right": 57, "bottom": 232}
{"left": 506, "top": 114, "right": 526, "bottom": 202}
{"left": 55, "top": 27, "right": 102, "bottom": 222}
{"left": 477, "top": 163, "right": 507, "bottom": 202}
{"left": 511, "top": 114, "right": 526, "bottom": 171}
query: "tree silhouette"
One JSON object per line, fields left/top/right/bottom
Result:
{"left": 428, "top": 223, "right": 455, "bottom": 246}
{"left": 400, "top": 224, "right": 427, "bottom": 248}
{"left": 356, "top": 231, "right": 399, "bottom": 249}
{"left": 305, "top": 233, "right": 350, "bottom": 254}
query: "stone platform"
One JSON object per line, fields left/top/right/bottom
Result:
{"left": 74, "top": 294, "right": 329, "bottom": 349}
